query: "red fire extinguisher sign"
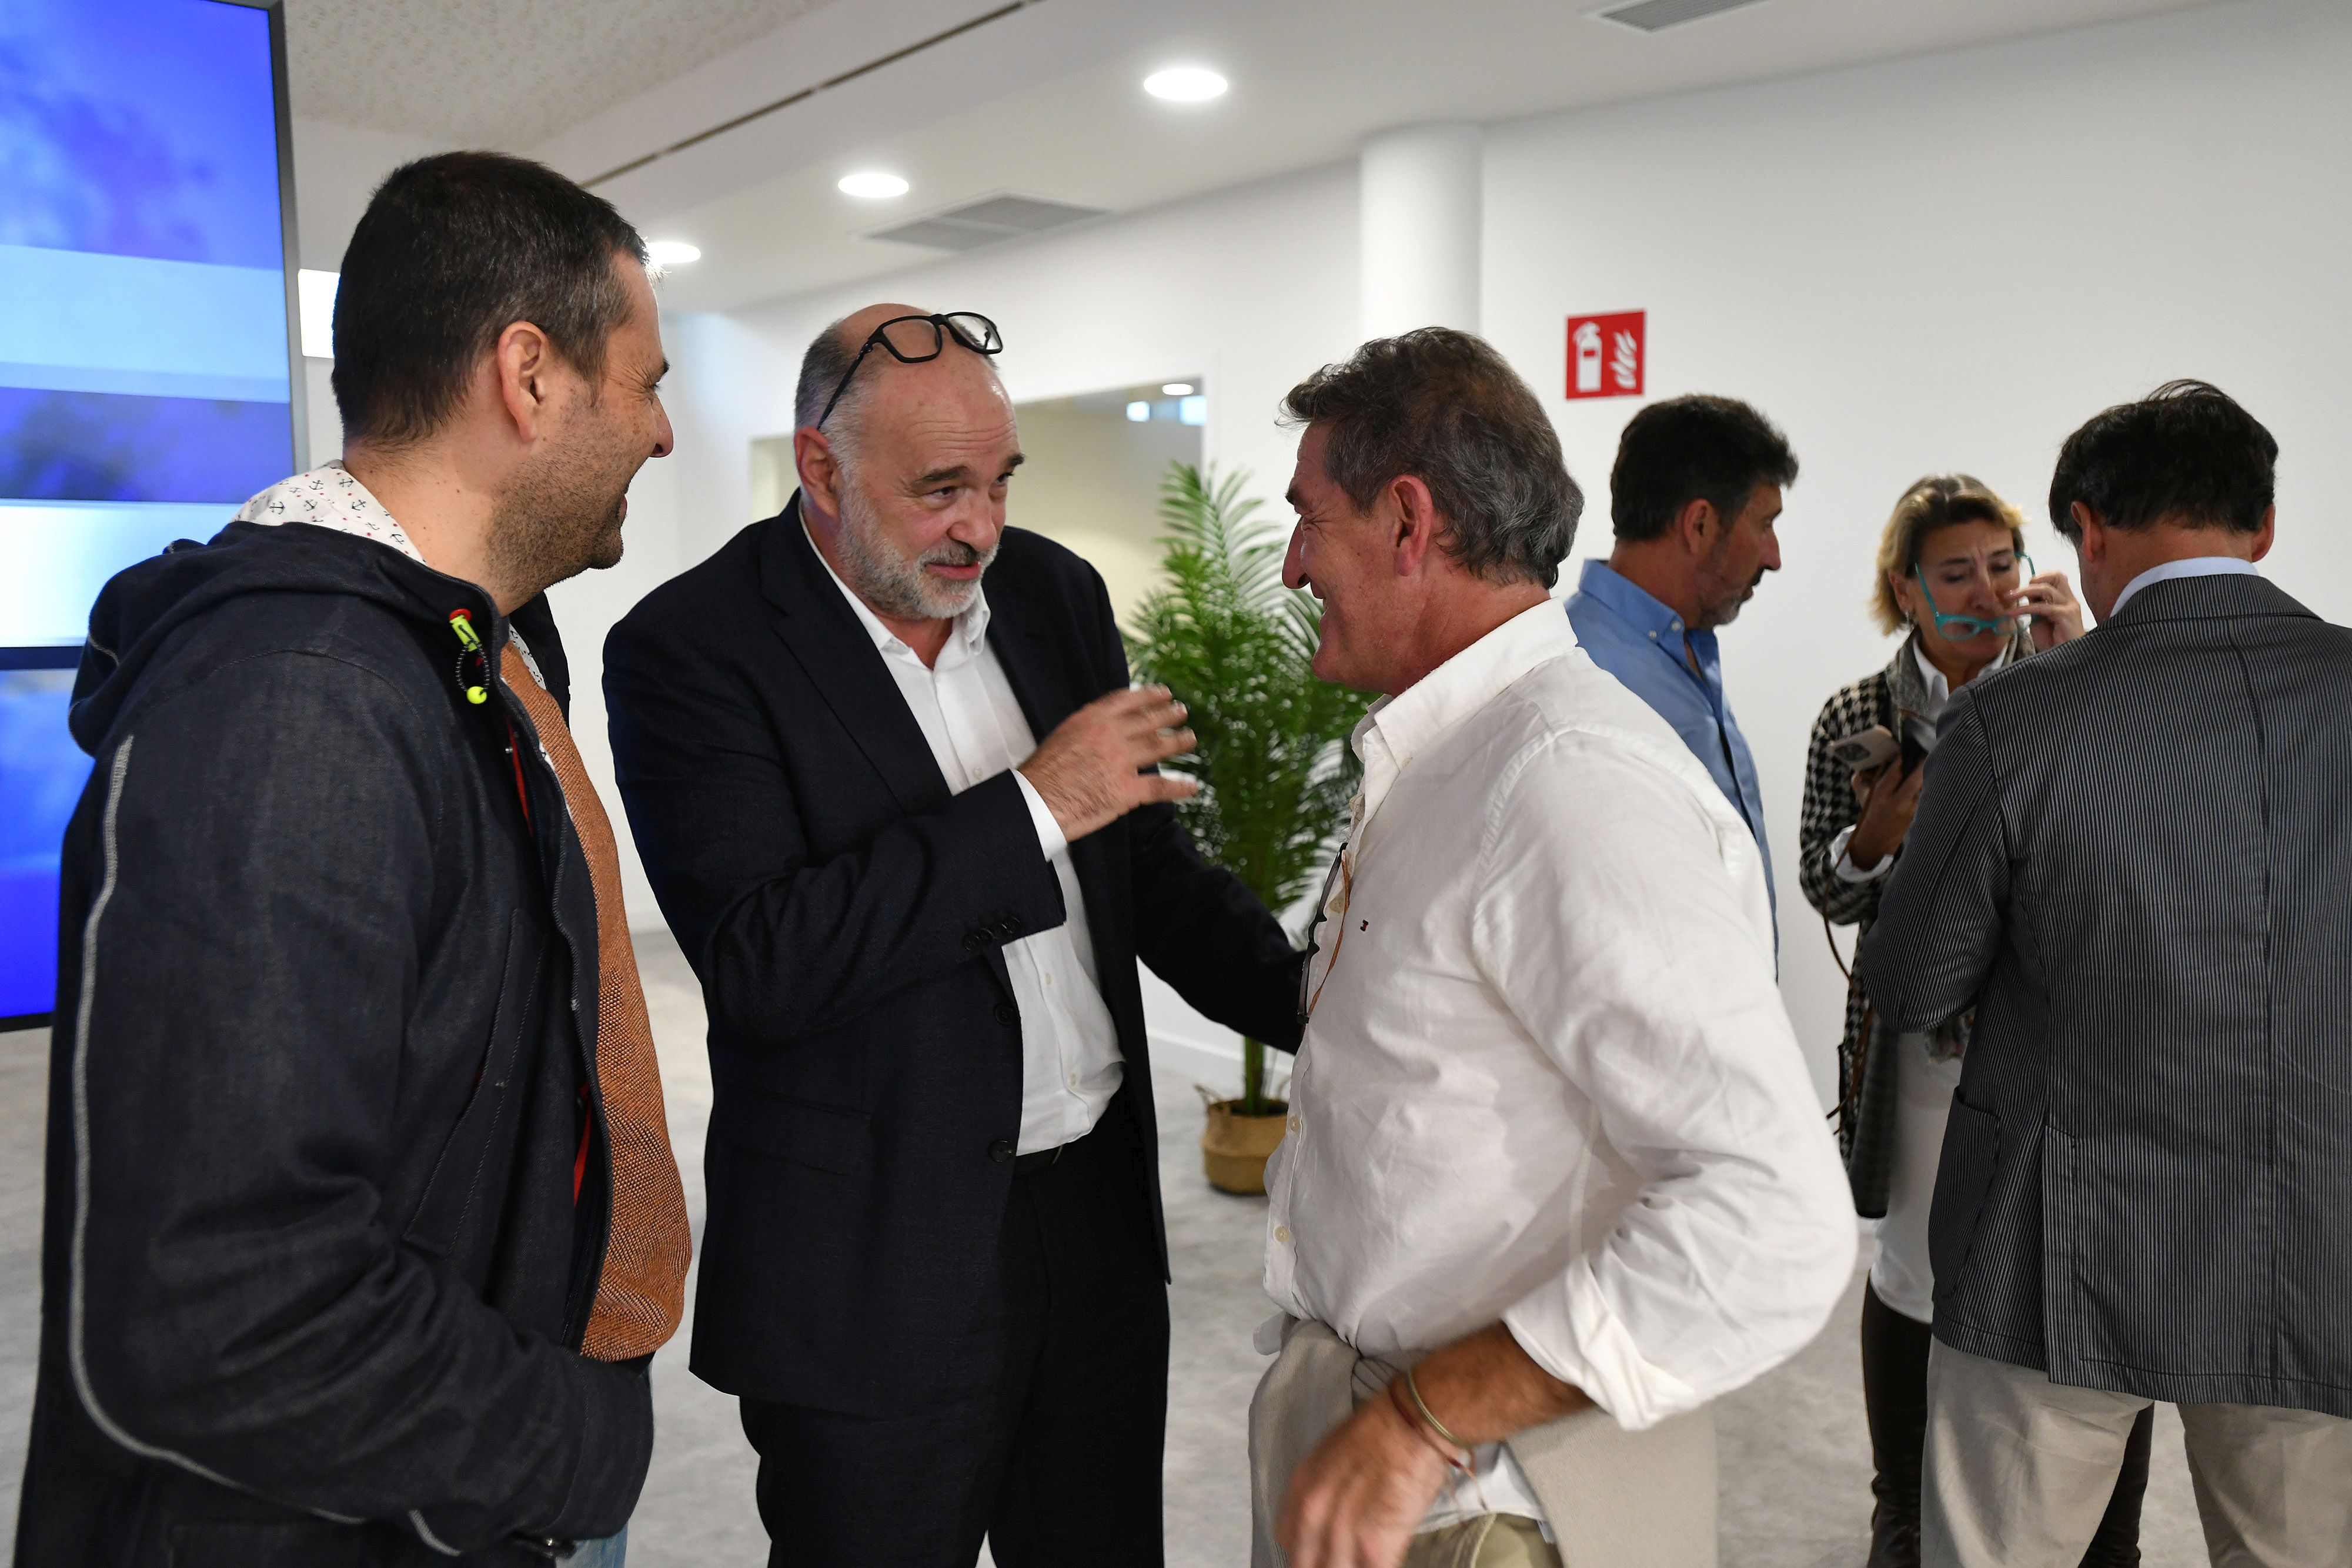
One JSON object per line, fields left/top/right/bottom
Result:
{"left": 1565, "top": 311, "right": 1645, "bottom": 400}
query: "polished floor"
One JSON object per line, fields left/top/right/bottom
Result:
{"left": 1, "top": 929, "right": 2210, "bottom": 1565}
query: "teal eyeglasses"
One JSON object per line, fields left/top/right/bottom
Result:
{"left": 1913, "top": 552, "right": 2034, "bottom": 638}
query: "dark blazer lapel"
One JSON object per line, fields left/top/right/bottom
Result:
{"left": 759, "top": 494, "right": 952, "bottom": 817}
{"left": 983, "top": 567, "right": 1074, "bottom": 750}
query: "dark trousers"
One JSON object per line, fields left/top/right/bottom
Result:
{"left": 739, "top": 1119, "right": 1170, "bottom": 1567}
{"left": 1860, "top": 1281, "right": 2150, "bottom": 1567}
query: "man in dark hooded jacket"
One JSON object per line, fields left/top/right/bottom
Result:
{"left": 12, "top": 152, "right": 685, "bottom": 1566}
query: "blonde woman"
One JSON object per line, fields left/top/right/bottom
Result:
{"left": 1797, "top": 477, "right": 2144, "bottom": 1567}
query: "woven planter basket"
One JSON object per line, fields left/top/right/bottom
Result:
{"left": 1201, "top": 1098, "right": 1289, "bottom": 1195}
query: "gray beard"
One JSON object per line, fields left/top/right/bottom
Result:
{"left": 832, "top": 470, "right": 994, "bottom": 621}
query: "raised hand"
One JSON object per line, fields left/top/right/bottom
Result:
{"left": 2017, "top": 570, "right": 2085, "bottom": 649}
{"left": 1018, "top": 685, "right": 1199, "bottom": 842}
{"left": 1847, "top": 759, "right": 1926, "bottom": 870}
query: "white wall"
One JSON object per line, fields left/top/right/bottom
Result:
{"left": 1483, "top": 0, "right": 2352, "bottom": 1097}
{"left": 654, "top": 162, "right": 1361, "bottom": 570}
{"left": 1003, "top": 403, "right": 1201, "bottom": 626}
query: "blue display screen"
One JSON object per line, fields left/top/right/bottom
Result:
{"left": 1, "top": 0, "right": 292, "bottom": 1021}
{"left": 0, "top": 666, "right": 83, "bottom": 1020}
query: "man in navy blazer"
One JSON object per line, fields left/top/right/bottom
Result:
{"left": 604, "top": 305, "right": 1305, "bottom": 1566}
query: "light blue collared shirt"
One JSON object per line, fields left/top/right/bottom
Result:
{"left": 2110, "top": 554, "right": 2259, "bottom": 617}
{"left": 1564, "top": 559, "right": 1775, "bottom": 917}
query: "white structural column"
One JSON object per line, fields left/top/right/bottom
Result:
{"left": 1358, "top": 122, "right": 1484, "bottom": 341}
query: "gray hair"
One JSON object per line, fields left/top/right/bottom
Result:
{"left": 793, "top": 314, "right": 872, "bottom": 455}
{"left": 1278, "top": 327, "right": 1582, "bottom": 589}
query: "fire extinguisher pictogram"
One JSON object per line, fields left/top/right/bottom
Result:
{"left": 1563, "top": 312, "right": 1645, "bottom": 400}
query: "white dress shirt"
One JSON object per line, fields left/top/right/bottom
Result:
{"left": 805, "top": 524, "right": 1124, "bottom": 1153}
{"left": 1830, "top": 640, "right": 2010, "bottom": 882}
{"left": 2111, "top": 553, "right": 2259, "bottom": 616}
{"left": 1264, "top": 602, "right": 1854, "bottom": 1532}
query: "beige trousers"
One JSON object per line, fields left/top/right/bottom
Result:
{"left": 1923, "top": 1340, "right": 2352, "bottom": 1568}
{"left": 1249, "top": 1318, "right": 1716, "bottom": 1568}
{"left": 1403, "top": 1513, "right": 1561, "bottom": 1568}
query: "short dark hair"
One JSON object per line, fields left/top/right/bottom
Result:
{"left": 2049, "top": 380, "right": 2276, "bottom": 541}
{"left": 1279, "top": 328, "right": 1583, "bottom": 589}
{"left": 1609, "top": 395, "right": 1798, "bottom": 543}
{"left": 332, "top": 151, "right": 648, "bottom": 447}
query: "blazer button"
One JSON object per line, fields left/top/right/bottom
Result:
{"left": 964, "top": 932, "right": 987, "bottom": 952}
{"left": 995, "top": 1002, "right": 1019, "bottom": 1026}
{"left": 988, "top": 1138, "right": 1016, "bottom": 1163}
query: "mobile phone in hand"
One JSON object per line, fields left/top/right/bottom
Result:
{"left": 1829, "top": 725, "right": 1899, "bottom": 771}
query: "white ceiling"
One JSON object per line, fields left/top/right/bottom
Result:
{"left": 282, "top": 0, "right": 840, "bottom": 147}
{"left": 282, "top": 0, "right": 2220, "bottom": 313}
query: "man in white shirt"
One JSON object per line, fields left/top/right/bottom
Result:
{"left": 606, "top": 305, "right": 1307, "bottom": 1566}
{"left": 1253, "top": 329, "right": 1856, "bottom": 1568}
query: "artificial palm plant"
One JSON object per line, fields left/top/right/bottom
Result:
{"left": 1124, "top": 461, "right": 1371, "bottom": 1120}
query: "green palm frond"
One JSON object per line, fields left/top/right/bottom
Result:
{"left": 1126, "top": 460, "right": 1368, "bottom": 919}
{"left": 1125, "top": 461, "right": 1372, "bottom": 1114}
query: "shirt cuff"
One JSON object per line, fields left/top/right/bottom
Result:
{"left": 1011, "top": 769, "right": 1068, "bottom": 861}
{"left": 1502, "top": 1266, "right": 1702, "bottom": 1433}
{"left": 1830, "top": 824, "right": 1892, "bottom": 884}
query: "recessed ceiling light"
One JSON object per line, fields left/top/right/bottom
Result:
{"left": 838, "top": 172, "right": 910, "bottom": 199}
{"left": 646, "top": 240, "right": 701, "bottom": 267}
{"left": 1144, "top": 66, "right": 1227, "bottom": 103}
{"left": 1126, "top": 401, "right": 1151, "bottom": 423}
{"left": 1161, "top": 382, "right": 1195, "bottom": 396}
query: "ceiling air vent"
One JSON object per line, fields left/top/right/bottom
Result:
{"left": 1591, "top": 0, "right": 1779, "bottom": 33}
{"left": 868, "top": 192, "right": 1110, "bottom": 252}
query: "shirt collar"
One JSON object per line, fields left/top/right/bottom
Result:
{"left": 1909, "top": 636, "right": 2012, "bottom": 711}
{"left": 235, "top": 460, "right": 426, "bottom": 565}
{"left": 801, "top": 515, "right": 991, "bottom": 668}
{"left": 1354, "top": 599, "right": 1574, "bottom": 823}
{"left": 1576, "top": 557, "right": 1698, "bottom": 646}
{"left": 2111, "top": 555, "right": 2259, "bottom": 618}
{"left": 232, "top": 461, "right": 544, "bottom": 687}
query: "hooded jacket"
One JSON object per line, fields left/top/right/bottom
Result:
{"left": 13, "top": 520, "right": 652, "bottom": 1566}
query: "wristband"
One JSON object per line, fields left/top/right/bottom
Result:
{"left": 1404, "top": 1365, "right": 1471, "bottom": 1450}
{"left": 1388, "top": 1373, "right": 1472, "bottom": 1475}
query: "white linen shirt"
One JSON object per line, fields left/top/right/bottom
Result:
{"left": 804, "top": 524, "right": 1124, "bottom": 1154}
{"left": 1264, "top": 602, "right": 1853, "bottom": 1524}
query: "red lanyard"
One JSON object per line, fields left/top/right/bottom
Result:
{"left": 502, "top": 716, "right": 532, "bottom": 830}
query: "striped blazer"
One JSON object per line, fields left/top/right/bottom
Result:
{"left": 1858, "top": 573, "right": 2352, "bottom": 1416}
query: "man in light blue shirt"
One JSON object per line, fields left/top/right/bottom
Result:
{"left": 1565, "top": 394, "right": 1796, "bottom": 915}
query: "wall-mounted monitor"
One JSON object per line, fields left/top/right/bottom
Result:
{"left": 0, "top": 0, "right": 301, "bottom": 1026}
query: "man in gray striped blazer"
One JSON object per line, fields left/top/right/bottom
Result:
{"left": 1858, "top": 380, "right": 2352, "bottom": 1567}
